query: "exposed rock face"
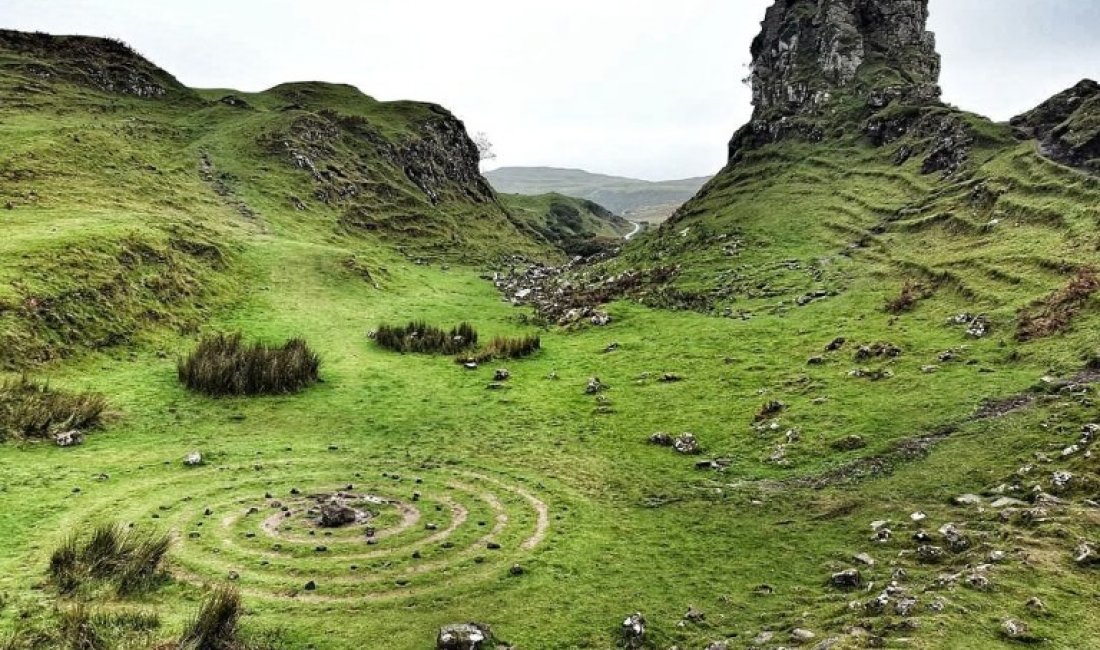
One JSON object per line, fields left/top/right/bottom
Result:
{"left": 0, "top": 30, "right": 187, "bottom": 99}
{"left": 1012, "top": 79, "right": 1100, "bottom": 171}
{"left": 748, "top": 0, "right": 939, "bottom": 118}
{"left": 730, "top": 0, "right": 943, "bottom": 161}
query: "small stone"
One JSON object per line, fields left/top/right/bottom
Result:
{"left": 917, "top": 545, "right": 945, "bottom": 563}
{"left": 436, "top": 623, "right": 491, "bottom": 650}
{"left": 953, "top": 493, "right": 983, "bottom": 506}
{"left": 303, "top": 580, "right": 316, "bottom": 591}
{"left": 1025, "top": 597, "right": 1046, "bottom": 613}
{"left": 1001, "top": 619, "right": 1032, "bottom": 641}
{"left": 493, "top": 369, "right": 510, "bottom": 381}
{"left": 183, "top": 451, "right": 203, "bottom": 466}
{"left": 790, "top": 628, "right": 815, "bottom": 644}
{"left": 227, "top": 570, "right": 239, "bottom": 581}
{"left": 673, "top": 433, "right": 701, "bottom": 455}
{"left": 853, "top": 553, "right": 876, "bottom": 567}
{"left": 54, "top": 431, "right": 84, "bottom": 447}
{"left": 509, "top": 563, "right": 524, "bottom": 576}
{"left": 621, "top": 612, "right": 646, "bottom": 649}
{"left": 830, "top": 568, "right": 862, "bottom": 590}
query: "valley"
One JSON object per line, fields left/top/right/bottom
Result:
{"left": 1, "top": 2, "right": 1099, "bottom": 649}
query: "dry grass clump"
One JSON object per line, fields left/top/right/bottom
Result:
{"left": 458, "top": 335, "right": 542, "bottom": 364}
{"left": 49, "top": 522, "right": 171, "bottom": 596}
{"left": 1017, "top": 267, "right": 1100, "bottom": 341}
{"left": 178, "top": 333, "right": 320, "bottom": 396}
{"left": 0, "top": 376, "right": 105, "bottom": 442}
{"left": 372, "top": 321, "right": 477, "bottom": 355}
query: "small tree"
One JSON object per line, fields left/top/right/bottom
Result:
{"left": 473, "top": 132, "right": 496, "bottom": 162}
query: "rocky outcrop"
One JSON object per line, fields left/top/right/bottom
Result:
{"left": 0, "top": 30, "right": 189, "bottom": 99}
{"left": 1012, "top": 79, "right": 1100, "bottom": 172}
{"left": 747, "top": 0, "right": 940, "bottom": 119}
{"left": 730, "top": 0, "right": 945, "bottom": 162}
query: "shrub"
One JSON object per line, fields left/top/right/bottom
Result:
{"left": 49, "top": 523, "right": 171, "bottom": 596}
{"left": 372, "top": 321, "right": 478, "bottom": 355}
{"left": 885, "top": 280, "right": 930, "bottom": 314}
{"left": 1017, "top": 268, "right": 1100, "bottom": 341}
{"left": 458, "top": 335, "right": 542, "bottom": 364}
{"left": 178, "top": 333, "right": 320, "bottom": 396}
{"left": 0, "top": 377, "right": 106, "bottom": 441}
{"left": 178, "top": 586, "right": 241, "bottom": 650}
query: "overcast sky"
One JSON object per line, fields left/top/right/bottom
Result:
{"left": 5, "top": 1, "right": 1098, "bottom": 180}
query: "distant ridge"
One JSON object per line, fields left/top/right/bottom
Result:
{"left": 484, "top": 166, "right": 711, "bottom": 223}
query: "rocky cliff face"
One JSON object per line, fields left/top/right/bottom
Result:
{"left": 1012, "top": 79, "right": 1100, "bottom": 172}
{"left": 748, "top": 0, "right": 940, "bottom": 119}
{"left": 731, "top": 0, "right": 944, "bottom": 162}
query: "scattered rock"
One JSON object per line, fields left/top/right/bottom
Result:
{"left": 621, "top": 612, "right": 646, "bottom": 649}
{"left": 436, "top": 623, "right": 492, "bottom": 650}
{"left": 695, "top": 458, "right": 732, "bottom": 471}
{"left": 648, "top": 432, "right": 673, "bottom": 446}
{"left": 830, "top": 569, "right": 862, "bottom": 590}
{"left": 790, "top": 628, "right": 816, "bottom": 645}
{"left": 682, "top": 606, "right": 706, "bottom": 624}
{"left": 493, "top": 369, "right": 511, "bottom": 381}
{"left": 1026, "top": 597, "right": 1047, "bottom": 614}
{"left": 585, "top": 377, "right": 607, "bottom": 395}
{"left": 183, "top": 451, "right": 204, "bottom": 467}
{"left": 1074, "top": 541, "right": 1097, "bottom": 566}
{"left": 825, "top": 337, "right": 846, "bottom": 352}
{"left": 952, "top": 493, "right": 983, "bottom": 506}
{"left": 54, "top": 431, "right": 84, "bottom": 447}
{"left": 1000, "top": 619, "right": 1033, "bottom": 642}
{"left": 659, "top": 373, "right": 683, "bottom": 383}
{"left": 917, "top": 545, "right": 945, "bottom": 563}
{"left": 303, "top": 580, "right": 316, "bottom": 591}
{"left": 673, "top": 433, "right": 701, "bottom": 455}
{"left": 853, "top": 553, "right": 875, "bottom": 567}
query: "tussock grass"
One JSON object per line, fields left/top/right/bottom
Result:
{"left": 0, "top": 376, "right": 105, "bottom": 442}
{"left": 178, "top": 333, "right": 320, "bottom": 396}
{"left": 458, "top": 335, "right": 542, "bottom": 364}
{"left": 178, "top": 586, "right": 241, "bottom": 650}
{"left": 48, "top": 523, "right": 171, "bottom": 596}
{"left": 372, "top": 321, "right": 477, "bottom": 355}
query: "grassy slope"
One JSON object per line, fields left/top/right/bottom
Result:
{"left": 500, "top": 192, "right": 633, "bottom": 255}
{"left": 0, "top": 32, "right": 1099, "bottom": 650}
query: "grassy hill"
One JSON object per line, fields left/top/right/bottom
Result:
{"left": 1, "top": 15, "right": 1100, "bottom": 650}
{"left": 485, "top": 166, "right": 711, "bottom": 223}
{"left": 499, "top": 192, "right": 633, "bottom": 256}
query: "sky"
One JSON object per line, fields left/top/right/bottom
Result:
{"left": 5, "top": 1, "right": 1098, "bottom": 181}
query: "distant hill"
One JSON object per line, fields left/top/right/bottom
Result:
{"left": 484, "top": 166, "right": 711, "bottom": 223}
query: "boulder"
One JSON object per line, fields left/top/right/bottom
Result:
{"left": 673, "top": 433, "right": 701, "bottom": 455}
{"left": 436, "top": 623, "right": 492, "bottom": 650}
{"left": 319, "top": 501, "right": 357, "bottom": 528}
{"left": 54, "top": 431, "right": 84, "bottom": 447}
{"left": 621, "top": 612, "right": 646, "bottom": 649}
{"left": 585, "top": 377, "right": 607, "bottom": 395}
{"left": 830, "top": 568, "right": 862, "bottom": 590}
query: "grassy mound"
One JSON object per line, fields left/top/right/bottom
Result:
{"left": 0, "top": 376, "right": 105, "bottom": 441}
{"left": 178, "top": 334, "right": 320, "bottom": 396}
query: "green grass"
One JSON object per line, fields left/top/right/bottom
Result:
{"left": 1, "top": 29, "right": 1099, "bottom": 650}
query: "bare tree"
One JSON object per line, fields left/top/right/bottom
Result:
{"left": 473, "top": 132, "right": 496, "bottom": 162}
